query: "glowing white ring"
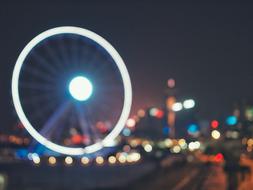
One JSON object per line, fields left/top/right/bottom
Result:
{"left": 12, "top": 26, "right": 132, "bottom": 155}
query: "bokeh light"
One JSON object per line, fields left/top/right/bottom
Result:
{"left": 183, "top": 99, "right": 195, "bottom": 109}
{"left": 211, "top": 130, "right": 221, "bottom": 140}
{"left": 172, "top": 102, "right": 183, "bottom": 112}
{"left": 65, "top": 156, "right": 73, "bottom": 165}
{"left": 48, "top": 156, "right": 57, "bottom": 165}
{"left": 226, "top": 116, "right": 237, "bottom": 126}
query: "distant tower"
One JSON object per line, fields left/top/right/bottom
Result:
{"left": 165, "top": 78, "right": 177, "bottom": 138}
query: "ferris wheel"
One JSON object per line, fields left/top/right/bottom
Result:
{"left": 11, "top": 26, "right": 132, "bottom": 155}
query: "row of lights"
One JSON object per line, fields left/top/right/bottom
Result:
{"left": 30, "top": 152, "right": 141, "bottom": 166}
{"left": 138, "top": 138, "right": 199, "bottom": 154}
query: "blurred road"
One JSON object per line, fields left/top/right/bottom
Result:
{"left": 124, "top": 164, "right": 208, "bottom": 190}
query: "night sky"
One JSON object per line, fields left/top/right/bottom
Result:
{"left": 1, "top": 2, "right": 253, "bottom": 131}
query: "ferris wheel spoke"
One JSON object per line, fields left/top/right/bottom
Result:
{"left": 75, "top": 105, "right": 93, "bottom": 144}
{"left": 46, "top": 105, "right": 76, "bottom": 145}
{"left": 96, "top": 83, "right": 123, "bottom": 93}
{"left": 39, "top": 101, "right": 72, "bottom": 140}
{"left": 70, "top": 37, "right": 81, "bottom": 69}
{"left": 76, "top": 39, "right": 87, "bottom": 69}
{"left": 28, "top": 98, "right": 61, "bottom": 122}
{"left": 57, "top": 37, "right": 73, "bottom": 68}
{"left": 85, "top": 104, "right": 104, "bottom": 141}
{"left": 21, "top": 91, "right": 60, "bottom": 106}
{"left": 82, "top": 103, "right": 119, "bottom": 135}
{"left": 19, "top": 81, "right": 55, "bottom": 91}
{"left": 31, "top": 51, "right": 60, "bottom": 76}
{"left": 94, "top": 66, "right": 122, "bottom": 83}
{"left": 43, "top": 42, "right": 66, "bottom": 72}
{"left": 22, "top": 65, "right": 55, "bottom": 83}
{"left": 75, "top": 104, "right": 101, "bottom": 144}
{"left": 90, "top": 58, "right": 116, "bottom": 76}
{"left": 79, "top": 45, "right": 102, "bottom": 72}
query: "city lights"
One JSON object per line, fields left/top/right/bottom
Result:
{"left": 126, "top": 118, "right": 136, "bottom": 128}
{"left": 48, "top": 156, "right": 57, "bottom": 165}
{"left": 172, "top": 102, "right": 183, "bottom": 112}
{"left": 178, "top": 139, "right": 187, "bottom": 149}
{"left": 211, "top": 130, "right": 221, "bottom": 140}
{"left": 226, "top": 116, "right": 237, "bottom": 126}
{"left": 108, "top": 156, "right": 117, "bottom": 164}
{"left": 226, "top": 131, "right": 239, "bottom": 139}
{"left": 188, "top": 141, "right": 201, "bottom": 151}
{"left": 167, "top": 78, "right": 175, "bottom": 88}
{"left": 171, "top": 99, "right": 195, "bottom": 112}
{"left": 214, "top": 153, "right": 224, "bottom": 162}
{"left": 118, "top": 154, "right": 127, "bottom": 164}
{"left": 137, "top": 109, "right": 146, "bottom": 118}
{"left": 211, "top": 120, "right": 219, "bottom": 129}
{"left": 149, "top": 108, "right": 164, "bottom": 118}
{"left": 122, "top": 128, "right": 131, "bottom": 136}
{"left": 183, "top": 99, "right": 195, "bottom": 109}
{"left": 65, "top": 156, "right": 73, "bottom": 165}
{"left": 81, "top": 157, "right": 90, "bottom": 165}
{"left": 172, "top": 145, "right": 181, "bottom": 153}
{"left": 127, "top": 152, "right": 141, "bottom": 162}
{"left": 149, "top": 108, "right": 158, "bottom": 116}
{"left": 31, "top": 153, "right": 40, "bottom": 165}
{"left": 96, "top": 156, "right": 104, "bottom": 165}
{"left": 144, "top": 144, "right": 153, "bottom": 152}
{"left": 187, "top": 124, "right": 199, "bottom": 135}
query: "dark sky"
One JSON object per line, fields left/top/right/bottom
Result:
{"left": 1, "top": 1, "right": 253, "bottom": 130}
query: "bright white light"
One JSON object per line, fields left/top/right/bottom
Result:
{"left": 96, "top": 156, "right": 104, "bottom": 165}
{"left": 172, "top": 102, "right": 183, "bottom": 112}
{"left": 172, "top": 145, "right": 181, "bottom": 153}
{"left": 81, "top": 157, "right": 90, "bottom": 165}
{"left": 183, "top": 99, "right": 195, "bottom": 109}
{"left": 150, "top": 108, "right": 158, "bottom": 116}
{"left": 108, "top": 156, "right": 117, "bottom": 164}
{"left": 31, "top": 153, "right": 40, "bottom": 164}
{"left": 69, "top": 76, "right": 92, "bottom": 101}
{"left": 195, "top": 141, "right": 201, "bottom": 149}
{"left": 211, "top": 130, "right": 221, "bottom": 140}
{"left": 144, "top": 144, "right": 153, "bottom": 152}
{"left": 188, "top": 141, "right": 201, "bottom": 151}
{"left": 128, "top": 152, "right": 141, "bottom": 162}
{"left": 118, "top": 154, "right": 127, "bottom": 163}
{"left": 178, "top": 139, "right": 187, "bottom": 149}
{"left": 11, "top": 26, "right": 132, "bottom": 155}
{"left": 164, "top": 139, "right": 173, "bottom": 148}
{"left": 65, "top": 156, "right": 73, "bottom": 165}
{"left": 48, "top": 156, "right": 56, "bottom": 165}
{"left": 126, "top": 118, "right": 136, "bottom": 128}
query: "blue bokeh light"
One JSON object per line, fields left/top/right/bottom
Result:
{"left": 187, "top": 124, "right": 199, "bottom": 134}
{"left": 226, "top": 116, "right": 237, "bottom": 126}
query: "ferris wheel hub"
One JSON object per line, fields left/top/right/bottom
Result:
{"left": 69, "top": 76, "right": 93, "bottom": 101}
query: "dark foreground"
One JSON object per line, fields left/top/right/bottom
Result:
{"left": 0, "top": 158, "right": 229, "bottom": 190}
